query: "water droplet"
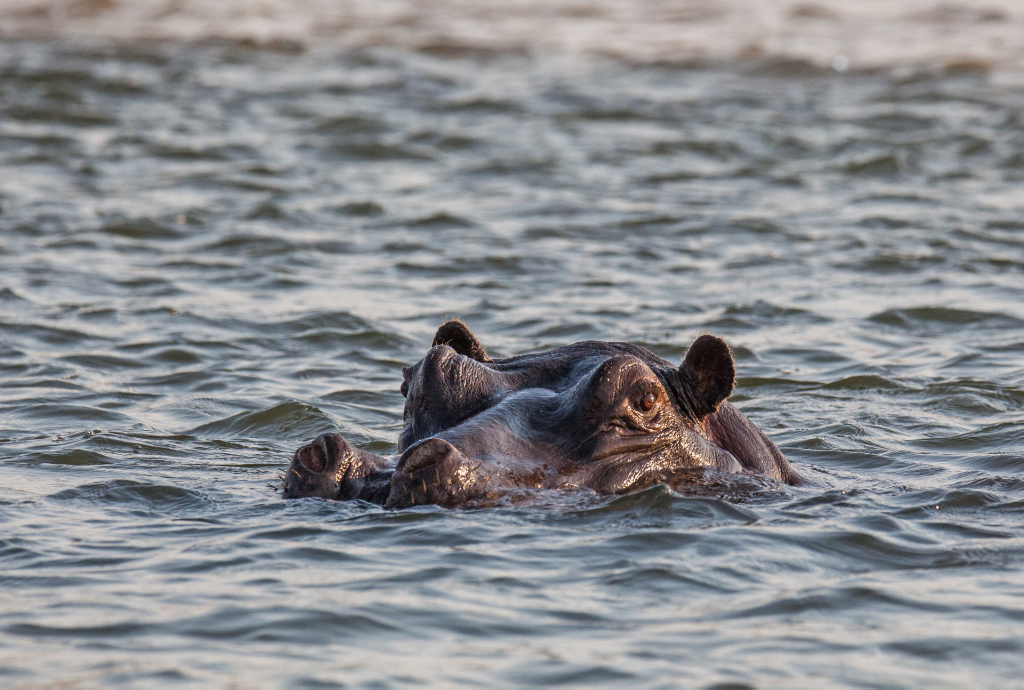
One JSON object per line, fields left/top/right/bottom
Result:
{"left": 832, "top": 55, "right": 849, "bottom": 72}
{"left": 176, "top": 214, "right": 187, "bottom": 224}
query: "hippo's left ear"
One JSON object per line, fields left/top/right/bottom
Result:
{"left": 432, "top": 320, "right": 489, "bottom": 362}
{"left": 679, "top": 335, "right": 735, "bottom": 418}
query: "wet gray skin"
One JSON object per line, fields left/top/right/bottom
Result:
{"left": 283, "top": 321, "right": 800, "bottom": 508}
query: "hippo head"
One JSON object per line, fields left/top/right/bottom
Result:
{"left": 284, "top": 321, "right": 797, "bottom": 508}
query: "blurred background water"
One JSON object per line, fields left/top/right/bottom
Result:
{"left": 1, "top": 1, "right": 1023, "bottom": 687}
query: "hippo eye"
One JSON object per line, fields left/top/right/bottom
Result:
{"left": 635, "top": 392, "right": 656, "bottom": 412}
{"left": 400, "top": 381, "right": 409, "bottom": 397}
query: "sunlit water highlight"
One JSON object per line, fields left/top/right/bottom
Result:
{"left": 1, "top": 9, "right": 1024, "bottom": 688}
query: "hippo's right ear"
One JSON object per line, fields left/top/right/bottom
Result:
{"left": 679, "top": 335, "right": 735, "bottom": 418}
{"left": 432, "top": 320, "right": 489, "bottom": 362}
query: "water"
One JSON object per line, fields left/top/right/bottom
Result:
{"left": 2, "top": 4, "right": 1024, "bottom": 687}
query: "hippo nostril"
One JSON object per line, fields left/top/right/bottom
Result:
{"left": 398, "top": 438, "right": 458, "bottom": 474}
{"left": 294, "top": 433, "right": 342, "bottom": 474}
{"left": 296, "top": 443, "right": 326, "bottom": 473}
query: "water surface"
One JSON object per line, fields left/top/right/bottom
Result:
{"left": 1, "top": 22, "right": 1024, "bottom": 689}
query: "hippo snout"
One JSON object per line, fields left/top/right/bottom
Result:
{"left": 283, "top": 432, "right": 395, "bottom": 503}
{"left": 283, "top": 433, "right": 348, "bottom": 499}
{"left": 386, "top": 438, "right": 503, "bottom": 509}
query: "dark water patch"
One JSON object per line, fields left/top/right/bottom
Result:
{"left": 6, "top": 105, "right": 117, "bottom": 127}
{"left": 310, "top": 114, "right": 387, "bottom": 136}
{"left": 158, "top": 555, "right": 258, "bottom": 574}
{"left": 188, "top": 400, "right": 337, "bottom": 441}
{"left": 721, "top": 585, "right": 950, "bottom": 620}
{"left": 433, "top": 96, "right": 524, "bottom": 114}
{"left": 202, "top": 233, "right": 298, "bottom": 258}
{"left": 869, "top": 307, "right": 1024, "bottom": 332}
{"left": 249, "top": 525, "right": 335, "bottom": 541}
{"left": 513, "top": 664, "right": 640, "bottom": 686}
{"left": 890, "top": 488, "right": 1003, "bottom": 514}
{"left": 716, "top": 301, "right": 829, "bottom": 328}
{"left": 310, "top": 240, "right": 355, "bottom": 255}
{"left": 885, "top": 636, "right": 1022, "bottom": 662}
{"left": 600, "top": 565, "right": 726, "bottom": 594}
{"left": 278, "top": 546, "right": 366, "bottom": 564}
{"left": 3, "top": 376, "right": 84, "bottom": 391}
{"left": 74, "top": 431, "right": 190, "bottom": 459}
{"left": 266, "top": 311, "right": 380, "bottom": 336}
{"left": 130, "top": 369, "right": 222, "bottom": 389}
{"left": 957, "top": 454, "right": 1024, "bottom": 474}
{"left": 98, "top": 217, "right": 184, "bottom": 240}
{"left": 325, "top": 141, "right": 433, "bottom": 162}
{"left": 175, "top": 606, "right": 399, "bottom": 642}
{"left": 20, "top": 447, "right": 112, "bottom": 466}
{"left": 243, "top": 200, "right": 296, "bottom": 223}
{"left": 406, "top": 211, "right": 475, "bottom": 229}
{"left": 331, "top": 200, "right": 384, "bottom": 216}
{"left": 48, "top": 479, "right": 206, "bottom": 510}
{"left": 60, "top": 353, "right": 149, "bottom": 369}
{"left": 295, "top": 327, "right": 409, "bottom": 351}
{"left": 146, "top": 347, "right": 204, "bottom": 364}
{"left": 321, "top": 389, "right": 396, "bottom": 407}
{"left": 6, "top": 621, "right": 151, "bottom": 639}
{"left": 294, "top": 367, "right": 344, "bottom": 380}
{"left": 920, "top": 379, "right": 1024, "bottom": 416}
{"left": 821, "top": 375, "right": 910, "bottom": 391}
{"left": 736, "top": 377, "right": 817, "bottom": 390}
{"left": 0, "top": 320, "right": 105, "bottom": 346}
{"left": 0, "top": 286, "right": 29, "bottom": 301}
{"left": 396, "top": 255, "right": 531, "bottom": 276}
{"left": 13, "top": 402, "right": 133, "bottom": 425}
{"left": 913, "top": 422, "right": 1024, "bottom": 452}
{"left": 839, "top": 151, "right": 905, "bottom": 176}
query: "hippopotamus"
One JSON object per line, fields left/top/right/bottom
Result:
{"left": 283, "top": 321, "right": 799, "bottom": 507}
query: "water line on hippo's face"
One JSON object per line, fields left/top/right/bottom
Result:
{"left": 566, "top": 425, "right": 745, "bottom": 494}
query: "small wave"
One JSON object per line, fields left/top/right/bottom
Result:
{"left": 309, "top": 114, "right": 387, "bottom": 136}
{"left": 822, "top": 375, "right": 910, "bottom": 391}
{"left": 0, "top": 320, "right": 105, "bottom": 346}
{"left": 23, "top": 448, "right": 111, "bottom": 466}
{"left": 16, "top": 402, "right": 133, "bottom": 425}
{"left": 331, "top": 200, "right": 384, "bottom": 216}
{"left": 914, "top": 421, "right": 1024, "bottom": 452}
{"left": 721, "top": 584, "right": 948, "bottom": 620}
{"left": 6, "top": 621, "right": 151, "bottom": 638}
{"left": 60, "top": 353, "right": 148, "bottom": 370}
{"left": 188, "top": 400, "right": 336, "bottom": 441}
{"left": 891, "top": 488, "right": 1003, "bottom": 516}
{"left": 716, "top": 301, "right": 829, "bottom": 327}
{"left": 406, "top": 211, "right": 475, "bottom": 229}
{"left": 324, "top": 141, "right": 433, "bottom": 162}
{"left": 98, "top": 217, "right": 185, "bottom": 240}
{"left": 0, "top": 287, "right": 29, "bottom": 301}
{"left": 201, "top": 233, "right": 298, "bottom": 258}
{"left": 48, "top": 479, "right": 206, "bottom": 509}
{"left": 869, "top": 307, "right": 1024, "bottom": 331}
{"left": 174, "top": 606, "right": 399, "bottom": 643}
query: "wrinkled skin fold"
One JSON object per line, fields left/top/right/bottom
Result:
{"left": 284, "top": 321, "right": 800, "bottom": 507}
